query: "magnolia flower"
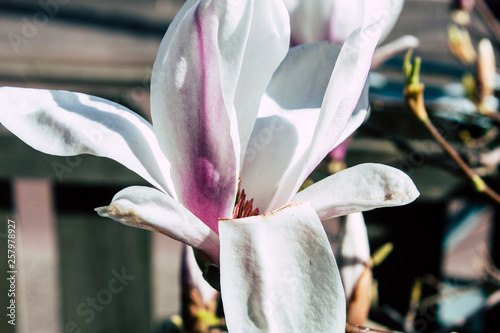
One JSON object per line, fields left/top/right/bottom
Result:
{"left": 284, "top": 0, "right": 419, "bottom": 69}
{"left": 0, "top": 0, "right": 419, "bottom": 331}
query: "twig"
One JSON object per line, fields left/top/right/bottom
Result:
{"left": 345, "top": 323, "right": 397, "bottom": 333}
{"left": 362, "top": 124, "right": 469, "bottom": 178}
{"left": 475, "top": 0, "right": 500, "bottom": 45}
{"left": 404, "top": 51, "right": 500, "bottom": 206}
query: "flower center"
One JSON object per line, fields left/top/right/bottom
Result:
{"left": 232, "top": 188, "right": 259, "bottom": 219}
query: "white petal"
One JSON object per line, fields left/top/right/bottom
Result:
{"left": 331, "top": 81, "right": 369, "bottom": 148}
{"left": 265, "top": 2, "right": 405, "bottom": 210}
{"left": 241, "top": 40, "right": 369, "bottom": 212}
{"left": 305, "top": 5, "right": 393, "bottom": 179}
{"left": 323, "top": 213, "right": 371, "bottom": 324}
{"left": 286, "top": 0, "right": 332, "bottom": 44}
{"left": 96, "top": 186, "right": 220, "bottom": 265}
{"left": 0, "top": 87, "right": 174, "bottom": 195}
{"left": 233, "top": 0, "right": 290, "bottom": 163}
{"left": 329, "top": 0, "right": 404, "bottom": 45}
{"left": 293, "top": 163, "right": 420, "bottom": 220}
{"left": 329, "top": 0, "right": 364, "bottom": 44}
{"left": 376, "top": 0, "right": 405, "bottom": 44}
{"left": 219, "top": 202, "right": 345, "bottom": 333}
{"left": 242, "top": 1, "right": 404, "bottom": 212}
{"left": 241, "top": 42, "right": 368, "bottom": 212}
{"left": 240, "top": 112, "right": 302, "bottom": 212}
{"left": 339, "top": 213, "right": 370, "bottom": 303}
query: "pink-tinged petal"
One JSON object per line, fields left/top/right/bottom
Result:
{"left": 95, "top": 186, "right": 220, "bottom": 265}
{"left": 219, "top": 202, "right": 345, "bottom": 333}
{"left": 328, "top": 135, "right": 353, "bottom": 161}
{"left": 453, "top": 0, "right": 476, "bottom": 12}
{"left": 371, "top": 35, "right": 420, "bottom": 69}
{"left": 329, "top": 0, "right": 404, "bottom": 45}
{"left": 293, "top": 163, "right": 420, "bottom": 220}
{"left": 233, "top": 0, "right": 290, "bottom": 163}
{"left": 241, "top": 42, "right": 369, "bottom": 212}
{"left": 157, "top": 0, "right": 289, "bottom": 167}
{"left": 284, "top": 0, "right": 332, "bottom": 45}
{"left": 0, "top": 87, "right": 174, "bottom": 195}
{"left": 151, "top": 0, "right": 244, "bottom": 232}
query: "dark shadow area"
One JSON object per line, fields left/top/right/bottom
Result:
{"left": 0, "top": 181, "right": 12, "bottom": 210}
{"left": 365, "top": 201, "right": 446, "bottom": 324}
{"left": 54, "top": 182, "right": 124, "bottom": 212}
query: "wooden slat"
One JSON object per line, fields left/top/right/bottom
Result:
{"left": 57, "top": 212, "right": 151, "bottom": 333}
{"left": 0, "top": 133, "right": 148, "bottom": 185}
{"left": 0, "top": 0, "right": 183, "bottom": 32}
{"left": 0, "top": 59, "right": 154, "bottom": 86}
{"left": 384, "top": 0, "right": 500, "bottom": 67}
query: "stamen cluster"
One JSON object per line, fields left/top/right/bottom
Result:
{"left": 232, "top": 189, "right": 260, "bottom": 219}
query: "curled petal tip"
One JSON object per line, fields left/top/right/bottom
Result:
{"left": 388, "top": 183, "right": 420, "bottom": 208}
{"left": 294, "top": 163, "right": 420, "bottom": 220}
{"left": 405, "top": 35, "right": 421, "bottom": 49}
{"left": 98, "top": 186, "right": 221, "bottom": 265}
{"left": 408, "top": 183, "right": 421, "bottom": 202}
{"left": 95, "top": 206, "right": 109, "bottom": 217}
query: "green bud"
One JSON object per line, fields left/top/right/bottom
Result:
{"left": 196, "top": 309, "right": 220, "bottom": 326}
{"left": 410, "top": 56, "right": 421, "bottom": 88}
{"left": 404, "top": 49, "right": 413, "bottom": 85}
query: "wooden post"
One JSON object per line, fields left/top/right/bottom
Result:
{"left": 13, "top": 178, "right": 59, "bottom": 332}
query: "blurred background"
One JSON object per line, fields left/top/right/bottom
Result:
{"left": 0, "top": 0, "right": 499, "bottom": 332}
